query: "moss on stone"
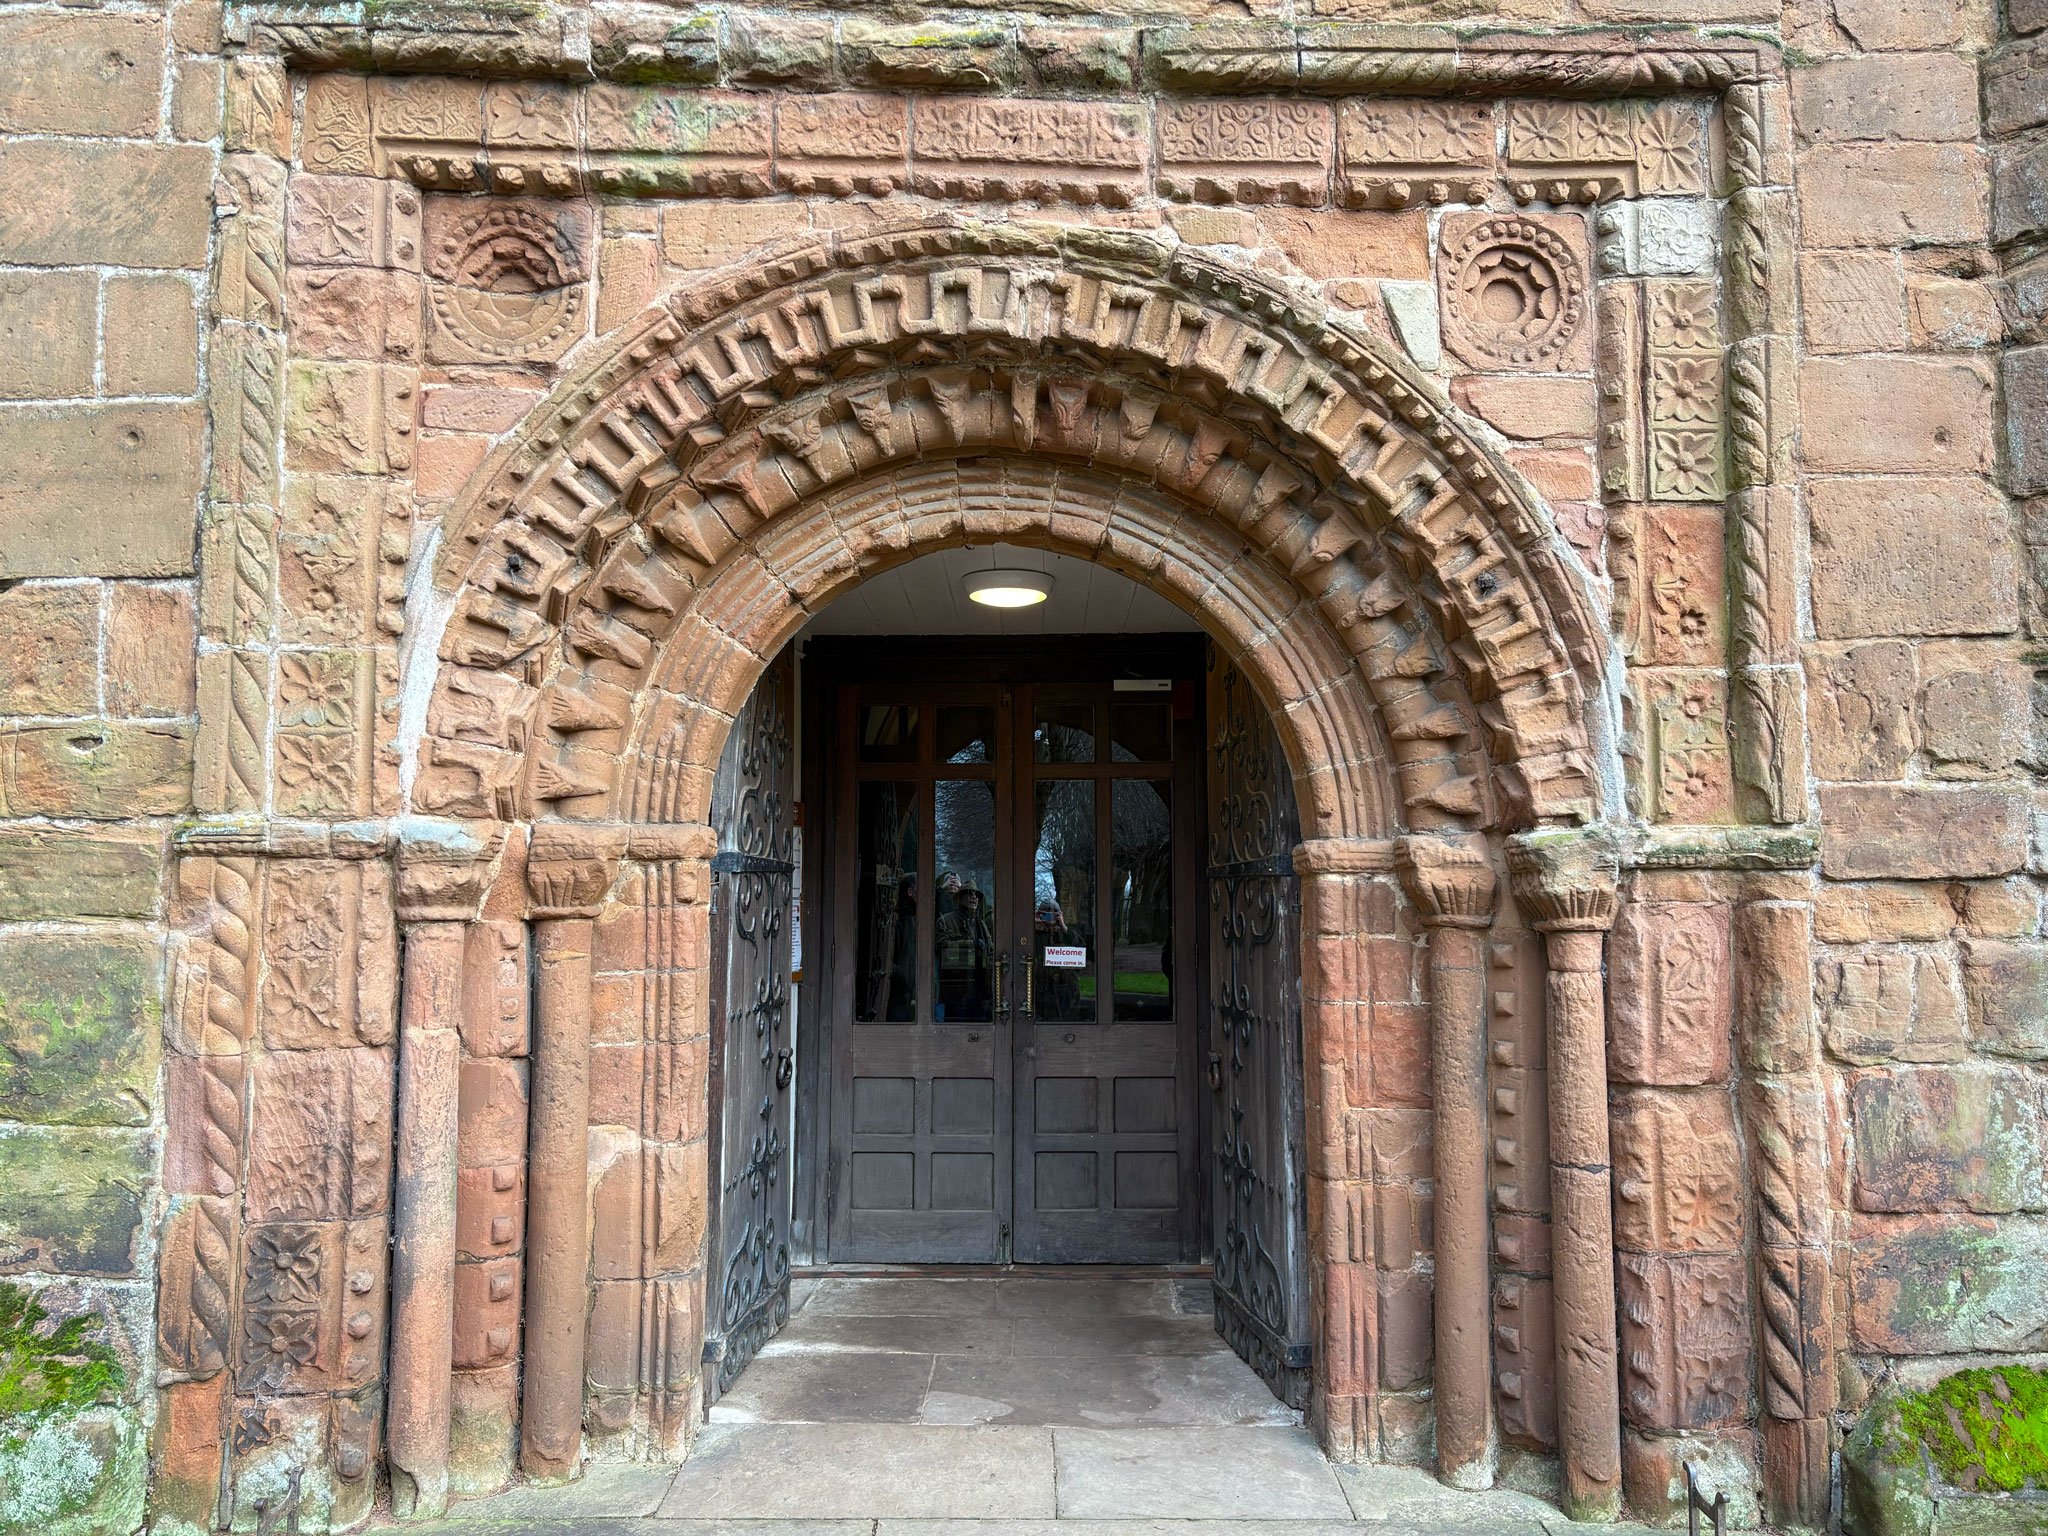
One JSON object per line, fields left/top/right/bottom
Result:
{"left": 1898, "top": 1367, "right": 2048, "bottom": 1495}
{"left": 0, "top": 1282, "right": 123, "bottom": 1442}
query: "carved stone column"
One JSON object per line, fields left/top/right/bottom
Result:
{"left": 390, "top": 829, "right": 500, "bottom": 1519}
{"left": 1398, "top": 835, "right": 1499, "bottom": 1491}
{"left": 1736, "top": 897, "right": 1833, "bottom": 1528}
{"left": 1506, "top": 831, "right": 1623, "bottom": 1523}
{"left": 521, "top": 828, "right": 621, "bottom": 1482}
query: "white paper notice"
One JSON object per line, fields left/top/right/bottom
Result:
{"left": 1043, "top": 945, "right": 1087, "bottom": 969}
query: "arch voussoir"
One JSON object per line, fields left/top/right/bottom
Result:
{"left": 416, "top": 214, "right": 1607, "bottom": 836}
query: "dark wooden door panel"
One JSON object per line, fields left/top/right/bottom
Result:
{"left": 704, "top": 645, "right": 798, "bottom": 1403}
{"left": 1206, "top": 652, "right": 1313, "bottom": 1407}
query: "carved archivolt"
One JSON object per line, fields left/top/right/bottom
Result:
{"left": 418, "top": 216, "right": 1609, "bottom": 835}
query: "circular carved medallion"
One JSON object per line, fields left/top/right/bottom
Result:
{"left": 430, "top": 205, "right": 586, "bottom": 360}
{"left": 1441, "top": 217, "right": 1586, "bottom": 368}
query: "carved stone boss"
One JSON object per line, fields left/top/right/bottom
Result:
{"left": 1506, "top": 832, "right": 1624, "bottom": 1523}
{"left": 1397, "top": 835, "right": 1500, "bottom": 1491}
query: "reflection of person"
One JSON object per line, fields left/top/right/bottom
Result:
{"left": 884, "top": 871, "right": 917, "bottom": 1021}
{"left": 936, "top": 882, "right": 994, "bottom": 1019}
{"left": 1034, "top": 898, "right": 1086, "bottom": 1021}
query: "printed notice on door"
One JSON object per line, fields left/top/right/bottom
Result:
{"left": 1043, "top": 945, "right": 1087, "bottom": 968}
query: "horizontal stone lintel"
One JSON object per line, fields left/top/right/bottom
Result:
{"left": 226, "top": 9, "right": 1781, "bottom": 94}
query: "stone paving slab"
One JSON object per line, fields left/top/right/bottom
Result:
{"left": 657, "top": 1423, "right": 1059, "bottom": 1521}
{"left": 435, "top": 1463, "right": 679, "bottom": 1521}
{"left": 1051, "top": 1426, "right": 1353, "bottom": 1520}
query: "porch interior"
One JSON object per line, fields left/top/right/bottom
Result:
{"left": 408, "top": 1272, "right": 1595, "bottom": 1531}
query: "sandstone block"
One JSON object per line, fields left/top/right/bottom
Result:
{"left": 1797, "top": 144, "right": 1988, "bottom": 247}
{"left": 0, "top": 929, "right": 159, "bottom": 1128}
{"left": 1158, "top": 100, "right": 1332, "bottom": 206}
{"left": 0, "top": 271, "right": 97, "bottom": 401}
{"left": 106, "top": 582, "right": 197, "bottom": 718}
{"left": 0, "top": 405, "right": 203, "bottom": 578}
{"left": 0, "top": 582, "right": 100, "bottom": 717}
{"left": 103, "top": 275, "right": 200, "bottom": 398}
{"left": 0, "top": 142, "right": 212, "bottom": 269}
{"left": 1608, "top": 901, "right": 1731, "bottom": 1086}
{"left": 0, "top": 12, "right": 163, "bottom": 137}
{"left": 1852, "top": 1064, "right": 2046, "bottom": 1213}
{"left": 1956, "top": 879, "right": 2040, "bottom": 939}
{"left": 1255, "top": 208, "right": 1428, "bottom": 282}
{"left": 1851, "top": 1213, "right": 2048, "bottom": 1353}
{"left": 0, "top": 1125, "right": 151, "bottom": 1275}
{"left": 1821, "top": 948, "right": 1966, "bottom": 1066}
{"left": 1450, "top": 375, "right": 1597, "bottom": 441}
{"left": 0, "top": 721, "right": 195, "bottom": 817}
{"left": 1995, "top": 139, "right": 2048, "bottom": 248}
{"left": 911, "top": 97, "right": 1143, "bottom": 205}
{"left": 420, "top": 385, "right": 540, "bottom": 436}
{"left": 2004, "top": 345, "right": 2048, "bottom": 497}
{"left": 1819, "top": 785, "right": 2028, "bottom": 880}
{"left": 1907, "top": 273, "right": 2002, "bottom": 351}
{"left": 1802, "top": 358, "right": 1992, "bottom": 476}
{"left": 0, "top": 828, "right": 161, "bottom": 920}
{"left": 660, "top": 200, "right": 810, "bottom": 270}
{"left": 1798, "top": 253, "right": 1905, "bottom": 354}
{"left": 1804, "top": 643, "right": 1915, "bottom": 780}
{"left": 1815, "top": 883, "right": 1954, "bottom": 944}
{"left": 1791, "top": 55, "right": 1980, "bottom": 143}
{"left": 1833, "top": 0, "right": 1968, "bottom": 47}
{"left": 1809, "top": 477, "right": 2015, "bottom": 638}
{"left": 1919, "top": 654, "right": 2028, "bottom": 778}
{"left": 1960, "top": 939, "right": 2048, "bottom": 1058}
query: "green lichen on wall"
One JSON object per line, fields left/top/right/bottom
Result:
{"left": 0, "top": 1281, "right": 141, "bottom": 1535}
{"left": 1898, "top": 1367, "right": 2048, "bottom": 1495}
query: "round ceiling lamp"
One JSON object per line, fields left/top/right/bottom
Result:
{"left": 964, "top": 568, "right": 1053, "bottom": 608}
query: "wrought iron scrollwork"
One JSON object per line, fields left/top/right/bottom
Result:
{"left": 707, "top": 652, "right": 797, "bottom": 1400}
{"left": 1206, "top": 660, "right": 1312, "bottom": 1409}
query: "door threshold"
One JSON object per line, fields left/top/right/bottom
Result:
{"left": 792, "top": 1262, "right": 1214, "bottom": 1279}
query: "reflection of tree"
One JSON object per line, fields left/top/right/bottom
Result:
{"left": 1113, "top": 780, "right": 1172, "bottom": 948}
{"left": 856, "top": 785, "right": 917, "bottom": 1022}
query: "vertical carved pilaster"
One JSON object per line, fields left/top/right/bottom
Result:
{"left": 1506, "top": 831, "right": 1623, "bottom": 1524}
{"left": 521, "top": 826, "right": 622, "bottom": 1483}
{"left": 1397, "top": 835, "right": 1500, "bottom": 1492}
{"left": 390, "top": 828, "right": 499, "bottom": 1519}
{"left": 1735, "top": 898, "right": 1832, "bottom": 1528}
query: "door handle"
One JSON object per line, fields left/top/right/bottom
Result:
{"left": 1022, "top": 944, "right": 1035, "bottom": 1019}
{"left": 995, "top": 951, "right": 1009, "bottom": 1021}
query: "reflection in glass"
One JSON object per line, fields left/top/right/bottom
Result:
{"left": 1033, "top": 779, "right": 1097, "bottom": 1023}
{"left": 854, "top": 782, "right": 918, "bottom": 1022}
{"left": 937, "top": 706, "right": 996, "bottom": 765}
{"left": 1112, "top": 779, "right": 1173, "bottom": 1020}
{"left": 934, "top": 780, "right": 998, "bottom": 1022}
{"left": 1033, "top": 702, "right": 1096, "bottom": 764}
{"left": 859, "top": 704, "right": 919, "bottom": 762}
{"left": 1110, "top": 702, "right": 1172, "bottom": 763}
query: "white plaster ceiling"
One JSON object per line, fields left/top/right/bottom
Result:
{"left": 797, "top": 545, "right": 1204, "bottom": 637}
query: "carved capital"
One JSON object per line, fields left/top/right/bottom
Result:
{"left": 1505, "top": 829, "right": 1621, "bottom": 933}
{"left": 526, "top": 824, "right": 625, "bottom": 919}
{"left": 394, "top": 822, "right": 502, "bottom": 926}
{"left": 1395, "top": 835, "right": 1498, "bottom": 929}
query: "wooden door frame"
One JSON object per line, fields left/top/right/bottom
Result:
{"left": 792, "top": 633, "right": 1211, "bottom": 1266}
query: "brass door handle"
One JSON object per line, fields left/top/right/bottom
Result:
{"left": 995, "top": 952, "right": 1008, "bottom": 1020}
{"left": 1022, "top": 945, "right": 1035, "bottom": 1019}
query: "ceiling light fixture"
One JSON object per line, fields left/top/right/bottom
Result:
{"left": 964, "top": 568, "right": 1053, "bottom": 608}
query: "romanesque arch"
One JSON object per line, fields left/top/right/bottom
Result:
{"left": 362, "top": 211, "right": 1647, "bottom": 1524}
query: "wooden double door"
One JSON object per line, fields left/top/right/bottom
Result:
{"left": 816, "top": 640, "right": 1205, "bottom": 1264}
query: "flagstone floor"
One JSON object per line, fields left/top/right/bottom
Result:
{"left": 390, "top": 1274, "right": 1670, "bottom": 1536}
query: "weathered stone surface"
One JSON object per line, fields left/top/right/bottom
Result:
{"left": 103, "top": 275, "right": 201, "bottom": 398}
{"left": 1805, "top": 643, "right": 1916, "bottom": 780}
{"left": 1608, "top": 901, "right": 1731, "bottom": 1086}
{"left": 1801, "top": 359, "right": 1994, "bottom": 476}
{"left": 0, "top": 722, "right": 194, "bottom": 817}
{"left": 1809, "top": 478, "right": 2016, "bottom": 638}
{"left": 1960, "top": 941, "right": 2048, "bottom": 1059}
{"left": 1790, "top": 54, "right": 1980, "bottom": 143}
{"left": 0, "top": 582, "right": 100, "bottom": 716}
{"left": 1821, "top": 949, "right": 1967, "bottom": 1065}
{"left": 1851, "top": 1214, "right": 2048, "bottom": 1353}
{"left": 106, "top": 582, "right": 199, "bottom": 719}
{"left": 0, "top": 829, "right": 161, "bottom": 920}
{"left": 0, "top": 1126, "right": 151, "bottom": 1275}
{"left": 0, "top": 405, "right": 204, "bottom": 579}
{"left": 0, "top": 11, "right": 163, "bottom": 136}
{"left": 0, "top": 142, "right": 213, "bottom": 268}
{"left": 1853, "top": 1065, "right": 2046, "bottom": 1214}
{"left": 1816, "top": 884, "right": 1956, "bottom": 945}
{"left": 0, "top": 929, "right": 159, "bottom": 1128}
{"left": 1820, "top": 786, "right": 2028, "bottom": 880}
{"left": 1797, "top": 144, "right": 1989, "bottom": 247}
{"left": 0, "top": 271, "right": 97, "bottom": 401}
